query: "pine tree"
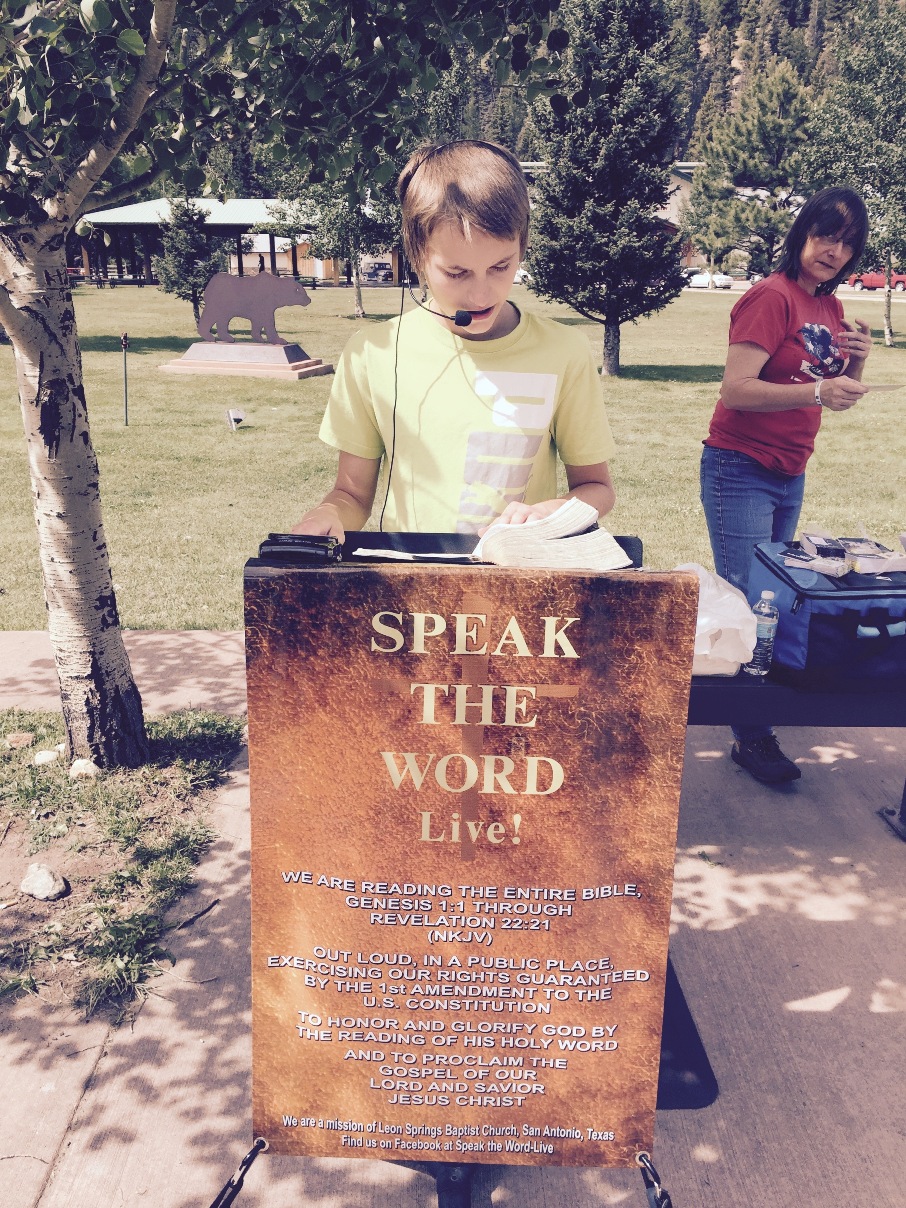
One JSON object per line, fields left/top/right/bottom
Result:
{"left": 669, "top": 0, "right": 708, "bottom": 155}
{"left": 806, "top": 0, "right": 906, "bottom": 343}
{"left": 681, "top": 165, "right": 739, "bottom": 272}
{"left": 715, "top": 59, "right": 811, "bottom": 192}
{"left": 741, "top": 0, "right": 789, "bottom": 71}
{"left": 690, "top": 24, "right": 737, "bottom": 151}
{"left": 702, "top": 0, "right": 741, "bottom": 28}
{"left": 527, "top": 0, "right": 686, "bottom": 375}
{"left": 690, "top": 59, "right": 810, "bottom": 273}
{"left": 151, "top": 199, "right": 230, "bottom": 325}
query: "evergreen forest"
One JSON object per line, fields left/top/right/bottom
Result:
{"left": 189, "top": 0, "right": 906, "bottom": 293}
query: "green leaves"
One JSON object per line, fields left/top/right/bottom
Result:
{"left": 371, "top": 159, "right": 397, "bottom": 185}
{"left": 28, "top": 15, "right": 65, "bottom": 39}
{"left": 2, "top": 0, "right": 565, "bottom": 222}
{"left": 116, "top": 27, "right": 145, "bottom": 56}
{"left": 179, "top": 166, "right": 205, "bottom": 192}
{"left": 805, "top": 3, "right": 906, "bottom": 281}
{"left": 528, "top": 0, "right": 684, "bottom": 340}
{"left": 79, "top": 0, "right": 113, "bottom": 33}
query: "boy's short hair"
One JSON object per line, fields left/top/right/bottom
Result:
{"left": 397, "top": 140, "right": 530, "bottom": 272}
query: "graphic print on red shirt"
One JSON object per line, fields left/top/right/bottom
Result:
{"left": 704, "top": 273, "right": 849, "bottom": 476}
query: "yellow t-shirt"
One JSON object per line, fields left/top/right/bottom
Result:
{"left": 319, "top": 304, "right": 616, "bottom": 533}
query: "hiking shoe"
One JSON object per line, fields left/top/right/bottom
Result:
{"left": 731, "top": 735, "right": 802, "bottom": 784}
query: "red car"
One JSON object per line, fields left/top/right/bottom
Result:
{"left": 848, "top": 270, "right": 906, "bottom": 291}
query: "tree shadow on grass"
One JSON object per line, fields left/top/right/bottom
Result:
{"left": 79, "top": 335, "right": 197, "bottom": 354}
{"left": 326, "top": 312, "right": 401, "bottom": 323}
{"left": 618, "top": 364, "right": 724, "bottom": 383}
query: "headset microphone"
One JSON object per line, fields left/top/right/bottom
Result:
{"left": 407, "top": 283, "right": 473, "bottom": 327}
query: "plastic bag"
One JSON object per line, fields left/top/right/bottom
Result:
{"left": 675, "top": 563, "right": 757, "bottom": 676}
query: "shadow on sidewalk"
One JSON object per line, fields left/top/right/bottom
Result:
{"left": 15, "top": 755, "right": 436, "bottom": 1208}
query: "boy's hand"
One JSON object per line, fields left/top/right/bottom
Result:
{"left": 477, "top": 499, "right": 565, "bottom": 535}
{"left": 292, "top": 454, "right": 380, "bottom": 539}
{"left": 292, "top": 504, "right": 345, "bottom": 540}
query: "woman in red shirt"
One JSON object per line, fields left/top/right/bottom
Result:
{"left": 700, "top": 187, "right": 871, "bottom": 784}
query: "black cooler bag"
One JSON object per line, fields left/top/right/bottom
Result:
{"left": 747, "top": 542, "right": 906, "bottom": 690}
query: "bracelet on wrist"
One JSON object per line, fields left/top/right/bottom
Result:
{"left": 814, "top": 379, "right": 825, "bottom": 408}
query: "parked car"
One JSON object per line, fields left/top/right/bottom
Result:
{"left": 363, "top": 261, "right": 393, "bottom": 282}
{"left": 687, "top": 271, "right": 733, "bottom": 289}
{"left": 513, "top": 266, "right": 533, "bottom": 284}
{"left": 848, "top": 270, "right": 906, "bottom": 291}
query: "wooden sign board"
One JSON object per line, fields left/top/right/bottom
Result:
{"left": 245, "top": 561, "right": 697, "bottom": 1168}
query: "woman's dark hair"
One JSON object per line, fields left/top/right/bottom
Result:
{"left": 775, "top": 187, "right": 869, "bottom": 295}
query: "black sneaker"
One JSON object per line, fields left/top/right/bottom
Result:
{"left": 731, "top": 735, "right": 802, "bottom": 784}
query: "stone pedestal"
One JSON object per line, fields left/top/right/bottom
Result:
{"left": 161, "top": 342, "right": 333, "bottom": 380}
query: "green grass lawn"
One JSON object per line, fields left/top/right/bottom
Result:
{"left": 2, "top": 283, "right": 905, "bottom": 630}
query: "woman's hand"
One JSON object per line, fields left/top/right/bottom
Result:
{"left": 838, "top": 318, "right": 872, "bottom": 364}
{"left": 817, "top": 373, "right": 869, "bottom": 411}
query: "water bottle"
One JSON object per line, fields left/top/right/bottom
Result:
{"left": 744, "top": 590, "right": 779, "bottom": 676}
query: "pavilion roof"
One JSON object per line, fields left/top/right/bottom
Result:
{"left": 82, "top": 197, "right": 304, "bottom": 231}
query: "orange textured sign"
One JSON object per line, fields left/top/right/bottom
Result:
{"left": 245, "top": 561, "right": 696, "bottom": 1167}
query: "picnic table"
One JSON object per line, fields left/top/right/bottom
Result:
{"left": 688, "top": 672, "right": 906, "bottom": 835}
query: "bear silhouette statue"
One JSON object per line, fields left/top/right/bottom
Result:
{"left": 198, "top": 272, "right": 311, "bottom": 344}
{"left": 161, "top": 270, "right": 333, "bottom": 379}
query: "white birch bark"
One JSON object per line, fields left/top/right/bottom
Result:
{"left": 352, "top": 262, "right": 366, "bottom": 319}
{"left": 0, "top": 0, "right": 177, "bottom": 765}
{"left": 883, "top": 253, "right": 894, "bottom": 348}
{"left": 0, "top": 222, "right": 148, "bottom": 766}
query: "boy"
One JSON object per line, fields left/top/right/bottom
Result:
{"left": 294, "top": 140, "right": 616, "bottom": 538}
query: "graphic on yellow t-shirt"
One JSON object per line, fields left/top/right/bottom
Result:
{"left": 459, "top": 370, "right": 557, "bottom": 528}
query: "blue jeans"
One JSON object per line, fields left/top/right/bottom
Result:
{"left": 700, "top": 445, "right": 805, "bottom": 742}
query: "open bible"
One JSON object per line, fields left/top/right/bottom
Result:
{"left": 354, "top": 498, "right": 633, "bottom": 571}
{"left": 470, "top": 497, "right": 632, "bottom": 570}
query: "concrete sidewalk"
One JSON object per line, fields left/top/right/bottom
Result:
{"left": 0, "top": 630, "right": 247, "bottom": 715}
{"left": 2, "top": 632, "right": 905, "bottom": 1207}
{"left": 1, "top": 631, "right": 440, "bottom": 1207}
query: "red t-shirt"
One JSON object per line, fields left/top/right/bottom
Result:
{"left": 704, "top": 273, "right": 848, "bottom": 476}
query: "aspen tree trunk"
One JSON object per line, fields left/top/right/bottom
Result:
{"left": 0, "top": 221, "right": 148, "bottom": 766}
{"left": 884, "top": 249, "right": 894, "bottom": 347}
{"left": 352, "top": 256, "right": 366, "bottom": 319}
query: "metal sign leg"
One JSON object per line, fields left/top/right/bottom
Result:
{"left": 879, "top": 774, "right": 906, "bottom": 842}
{"left": 427, "top": 1163, "right": 475, "bottom": 1208}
